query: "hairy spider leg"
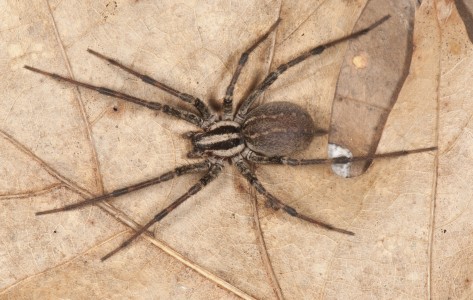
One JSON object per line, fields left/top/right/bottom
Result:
{"left": 234, "top": 15, "right": 391, "bottom": 123}
{"left": 233, "top": 156, "right": 354, "bottom": 235}
{"left": 102, "top": 162, "right": 224, "bottom": 261}
{"left": 23, "top": 65, "right": 204, "bottom": 127}
{"left": 86, "top": 49, "right": 213, "bottom": 121}
{"left": 36, "top": 161, "right": 211, "bottom": 215}
{"left": 222, "top": 18, "right": 281, "bottom": 120}
{"left": 245, "top": 146, "right": 437, "bottom": 165}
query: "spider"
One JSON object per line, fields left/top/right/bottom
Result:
{"left": 24, "top": 14, "right": 435, "bottom": 261}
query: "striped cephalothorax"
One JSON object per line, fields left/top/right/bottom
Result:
{"left": 24, "top": 15, "right": 435, "bottom": 261}
{"left": 189, "top": 121, "right": 246, "bottom": 158}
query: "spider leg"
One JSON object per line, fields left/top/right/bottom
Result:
{"left": 234, "top": 15, "right": 390, "bottom": 123}
{"left": 244, "top": 147, "right": 437, "bottom": 166}
{"left": 101, "top": 162, "right": 224, "bottom": 261}
{"left": 223, "top": 19, "right": 281, "bottom": 120}
{"left": 87, "top": 49, "right": 214, "bottom": 121}
{"left": 24, "top": 66, "right": 204, "bottom": 127}
{"left": 232, "top": 155, "right": 354, "bottom": 235}
{"left": 36, "top": 160, "right": 211, "bottom": 215}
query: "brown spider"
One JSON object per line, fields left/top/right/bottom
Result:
{"left": 24, "top": 14, "right": 435, "bottom": 261}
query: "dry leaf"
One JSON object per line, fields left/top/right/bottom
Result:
{"left": 329, "top": 0, "right": 415, "bottom": 177}
{"left": 2, "top": 0, "right": 467, "bottom": 299}
{"left": 432, "top": 0, "right": 473, "bottom": 298}
{"left": 455, "top": 0, "right": 473, "bottom": 43}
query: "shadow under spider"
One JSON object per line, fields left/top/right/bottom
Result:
{"left": 24, "top": 14, "right": 436, "bottom": 261}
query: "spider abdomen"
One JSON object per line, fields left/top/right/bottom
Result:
{"left": 242, "top": 102, "right": 316, "bottom": 156}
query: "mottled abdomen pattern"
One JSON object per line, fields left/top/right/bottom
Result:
{"left": 242, "top": 101, "right": 316, "bottom": 156}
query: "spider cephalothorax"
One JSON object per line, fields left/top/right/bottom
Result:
{"left": 188, "top": 121, "right": 246, "bottom": 158}
{"left": 24, "top": 14, "right": 435, "bottom": 261}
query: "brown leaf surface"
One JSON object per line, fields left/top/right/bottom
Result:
{"left": 1, "top": 0, "right": 464, "bottom": 299}
{"left": 432, "top": 0, "right": 473, "bottom": 299}
{"left": 455, "top": 0, "right": 473, "bottom": 43}
{"left": 329, "top": 0, "right": 415, "bottom": 177}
